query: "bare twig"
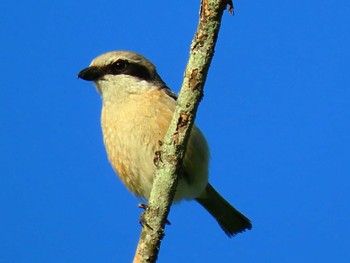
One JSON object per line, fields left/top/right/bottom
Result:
{"left": 133, "top": 1, "right": 231, "bottom": 262}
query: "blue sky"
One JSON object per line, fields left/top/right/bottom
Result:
{"left": 1, "top": 0, "right": 349, "bottom": 262}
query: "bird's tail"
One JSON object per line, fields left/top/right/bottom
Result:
{"left": 195, "top": 184, "right": 252, "bottom": 237}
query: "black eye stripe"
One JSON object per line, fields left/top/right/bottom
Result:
{"left": 103, "top": 60, "right": 152, "bottom": 80}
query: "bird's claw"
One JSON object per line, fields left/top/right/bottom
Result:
{"left": 138, "top": 203, "right": 171, "bottom": 226}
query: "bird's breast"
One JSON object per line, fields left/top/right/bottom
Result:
{"left": 101, "top": 89, "right": 176, "bottom": 198}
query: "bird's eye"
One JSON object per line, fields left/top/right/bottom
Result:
{"left": 113, "top": 60, "right": 128, "bottom": 71}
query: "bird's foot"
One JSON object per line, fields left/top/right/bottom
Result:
{"left": 138, "top": 203, "right": 171, "bottom": 226}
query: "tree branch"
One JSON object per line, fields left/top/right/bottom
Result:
{"left": 133, "top": 1, "right": 232, "bottom": 262}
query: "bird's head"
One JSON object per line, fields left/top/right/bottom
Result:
{"left": 78, "top": 51, "right": 166, "bottom": 97}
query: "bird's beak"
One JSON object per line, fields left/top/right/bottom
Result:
{"left": 77, "top": 66, "right": 104, "bottom": 81}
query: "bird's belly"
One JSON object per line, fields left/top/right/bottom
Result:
{"left": 102, "top": 113, "right": 159, "bottom": 199}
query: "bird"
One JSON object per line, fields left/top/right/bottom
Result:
{"left": 78, "top": 50, "right": 252, "bottom": 237}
